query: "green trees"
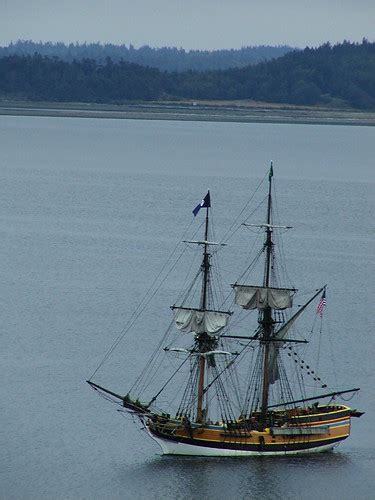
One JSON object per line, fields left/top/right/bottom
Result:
{"left": 0, "top": 41, "right": 293, "bottom": 72}
{"left": 0, "top": 40, "right": 374, "bottom": 109}
{"left": 0, "top": 55, "right": 164, "bottom": 102}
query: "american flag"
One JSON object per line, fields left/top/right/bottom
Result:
{"left": 317, "top": 289, "right": 327, "bottom": 318}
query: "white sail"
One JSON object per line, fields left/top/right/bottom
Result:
{"left": 233, "top": 285, "right": 294, "bottom": 310}
{"left": 174, "top": 308, "right": 230, "bottom": 336}
{"left": 268, "top": 288, "right": 324, "bottom": 384}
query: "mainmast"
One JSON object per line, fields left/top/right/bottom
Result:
{"left": 260, "top": 163, "right": 274, "bottom": 427}
{"left": 232, "top": 163, "right": 297, "bottom": 424}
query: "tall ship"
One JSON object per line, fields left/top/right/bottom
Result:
{"left": 88, "top": 164, "right": 363, "bottom": 456}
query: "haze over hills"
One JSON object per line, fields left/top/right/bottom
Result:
{"left": 0, "top": 41, "right": 294, "bottom": 72}
{"left": 0, "top": 40, "right": 374, "bottom": 110}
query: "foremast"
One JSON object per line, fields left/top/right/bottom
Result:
{"left": 172, "top": 190, "right": 231, "bottom": 424}
{"left": 196, "top": 201, "right": 212, "bottom": 422}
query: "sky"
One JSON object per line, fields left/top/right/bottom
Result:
{"left": 1, "top": 0, "right": 374, "bottom": 50}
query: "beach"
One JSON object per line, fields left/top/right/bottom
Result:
{"left": 1, "top": 100, "right": 374, "bottom": 126}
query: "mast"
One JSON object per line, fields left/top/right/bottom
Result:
{"left": 260, "top": 163, "right": 274, "bottom": 427}
{"left": 172, "top": 190, "right": 230, "bottom": 422}
{"left": 201, "top": 204, "right": 210, "bottom": 311}
{"left": 232, "top": 164, "right": 297, "bottom": 423}
{"left": 196, "top": 195, "right": 211, "bottom": 422}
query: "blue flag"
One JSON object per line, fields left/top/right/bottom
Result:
{"left": 193, "top": 191, "right": 211, "bottom": 217}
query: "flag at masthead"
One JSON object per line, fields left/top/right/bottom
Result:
{"left": 193, "top": 191, "right": 211, "bottom": 217}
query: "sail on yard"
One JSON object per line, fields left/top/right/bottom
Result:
{"left": 87, "top": 165, "right": 363, "bottom": 456}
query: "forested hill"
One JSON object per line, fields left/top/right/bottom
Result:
{"left": 0, "top": 41, "right": 293, "bottom": 72}
{"left": 170, "top": 40, "right": 375, "bottom": 109}
{"left": 0, "top": 40, "right": 374, "bottom": 109}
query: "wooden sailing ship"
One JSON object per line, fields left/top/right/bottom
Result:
{"left": 88, "top": 164, "right": 363, "bottom": 456}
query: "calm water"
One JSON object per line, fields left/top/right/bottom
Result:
{"left": 1, "top": 116, "right": 374, "bottom": 499}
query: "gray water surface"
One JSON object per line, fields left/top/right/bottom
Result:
{"left": 1, "top": 116, "right": 374, "bottom": 499}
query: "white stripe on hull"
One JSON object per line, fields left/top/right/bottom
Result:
{"left": 147, "top": 430, "right": 340, "bottom": 457}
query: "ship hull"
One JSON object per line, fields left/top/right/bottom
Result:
{"left": 148, "top": 429, "right": 341, "bottom": 456}
{"left": 146, "top": 405, "right": 352, "bottom": 457}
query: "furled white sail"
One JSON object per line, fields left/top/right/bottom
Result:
{"left": 269, "top": 345, "right": 280, "bottom": 384}
{"left": 233, "top": 285, "right": 294, "bottom": 310}
{"left": 174, "top": 308, "right": 230, "bottom": 336}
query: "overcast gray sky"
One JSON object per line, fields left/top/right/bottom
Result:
{"left": 1, "top": 0, "right": 374, "bottom": 49}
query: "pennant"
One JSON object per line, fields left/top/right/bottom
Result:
{"left": 269, "top": 162, "right": 274, "bottom": 181}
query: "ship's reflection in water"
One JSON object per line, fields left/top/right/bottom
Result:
{"left": 117, "top": 452, "right": 354, "bottom": 499}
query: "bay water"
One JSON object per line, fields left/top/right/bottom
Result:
{"left": 1, "top": 116, "right": 374, "bottom": 499}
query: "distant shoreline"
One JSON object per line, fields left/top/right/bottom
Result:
{"left": 1, "top": 101, "right": 375, "bottom": 126}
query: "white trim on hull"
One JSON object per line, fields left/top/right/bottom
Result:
{"left": 147, "top": 430, "right": 340, "bottom": 457}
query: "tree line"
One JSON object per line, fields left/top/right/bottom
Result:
{"left": 0, "top": 40, "right": 293, "bottom": 72}
{"left": 0, "top": 40, "right": 374, "bottom": 109}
